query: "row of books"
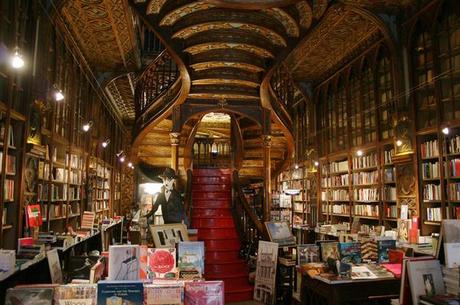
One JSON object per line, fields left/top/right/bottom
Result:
{"left": 0, "top": 153, "right": 15, "bottom": 175}
{"left": 332, "top": 204, "right": 350, "bottom": 214}
{"left": 353, "top": 170, "right": 378, "bottom": 185}
{"left": 330, "top": 189, "right": 349, "bottom": 201}
{"left": 270, "top": 210, "right": 291, "bottom": 222}
{"left": 68, "top": 154, "right": 84, "bottom": 169}
{"left": 326, "top": 160, "right": 349, "bottom": 174}
{"left": 384, "top": 168, "right": 395, "bottom": 182}
{"left": 421, "top": 139, "right": 439, "bottom": 158}
{"left": 448, "top": 182, "right": 460, "bottom": 201}
{"left": 0, "top": 121, "right": 15, "bottom": 147}
{"left": 423, "top": 183, "right": 441, "bottom": 201}
{"left": 426, "top": 207, "right": 442, "bottom": 221}
{"left": 384, "top": 148, "right": 394, "bottom": 164}
{"left": 352, "top": 153, "right": 378, "bottom": 169}
{"left": 4, "top": 179, "right": 14, "bottom": 201}
{"left": 383, "top": 186, "right": 397, "bottom": 201}
{"left": 5, "top": 280, "right": 225, "bottom": 305}
{"left": 450, "top": 158, "right": 460, "bottom": 177}
{"left": 354, "top": 188, "right": 379, "bottom": 201}
{"left": 448, "top": 134, "right": 460, "bottom": 154}
{"left": 422, "top": 161, "right": 440, "bottom": 179}
{"left": 384, "top": 204, "right": 398, "bottom": 218}
{"left": 321, "top": 174, "right": 349, "bottom": 187}
{"left": 354, "top": 204, "right": 380, "bottom": 217}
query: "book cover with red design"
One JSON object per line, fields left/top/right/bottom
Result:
{"left": 148, "top": 248, "right": 177, "bottom": 279}
{"left": 26, "top": 204, "right": 42, "bottom": 227}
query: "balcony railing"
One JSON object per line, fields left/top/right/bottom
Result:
{"left": 192, "top": 138, "right": 232, "bottom": 168}
{"left": 134, "top": 50, "right": 180, "bottom": 135}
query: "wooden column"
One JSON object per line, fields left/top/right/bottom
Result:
{"left": 263, "top": 135, "right": 272, "bottom": 222}
{"left": 170, "top": 132, "right": 180, "bottom": 171}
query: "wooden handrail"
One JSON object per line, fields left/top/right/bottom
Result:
{"left": 183, "top": 169, "right": 193, "bottom": 222}
{"left": 232, "top": 171, "right": 267, "bottom": 239}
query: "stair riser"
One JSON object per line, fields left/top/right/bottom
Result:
{"left": 206, "top": 251, "right": 240, "bottom": 262}
{"left": 192, "top": 209, "right": 232, "bottom": 218}
{"left": 225, "top": 290, "right": 254, "bottom": 303}
{"left": 206, "top": 276, "right": 249, "bottom": 288}
{"left": 198, "top": 228, "right": 238, "bottom": 239}
{"left": 192, "top": 177, "right": 231, "bottom": 185}
{"left": 193, "top": 169, "right": 232, "bottom": 176}
{"left": 192, "top": 200, "right": 231, "bottom": 208}
{"left": 204, "top": 239, "right": 240, "bottom": 251}
{"left": 192, "top": 192, "right": 231, "bottom": 200}
{"left": 192, "top": 185, "right": 230, "bottom": 192}
{"left": 205, "top": 262, "right": 248, "bottom": 274}
{"left": 192, "top": 218, "right": 235, "bottom": 228}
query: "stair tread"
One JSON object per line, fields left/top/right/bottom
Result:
{"left": 205, "top": 271, "right": 248, "bottom": 279}
{"left": 205, "top": 259, "right": 245, "bottom": 265}
{"left": 224, "top": 283, "right": 254, "bottom": 293}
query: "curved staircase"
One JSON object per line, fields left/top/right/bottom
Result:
{"left": 191, "top": 168, "right": 253, "bottom": 303}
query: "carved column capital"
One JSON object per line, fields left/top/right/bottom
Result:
{"left": 170, "top": 132, "right": 180, "bottom": 146}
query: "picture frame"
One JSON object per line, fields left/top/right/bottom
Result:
{"left": 149, "top": 223, "right": 189, "bottom": 248}
{"left": 264, "top": 221, "right": 296, "bottom": 246}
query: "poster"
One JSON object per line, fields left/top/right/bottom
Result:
{"left": 253, "top": 240, "right": 278, "bottom": 305}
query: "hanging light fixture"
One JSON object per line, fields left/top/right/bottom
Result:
{"left": 11, "top": 47, "right": 25, "bottom": 69}
{"left": 102, "top": 139, "right": 110, "bottom": 148}
{"left": 82, "top": 121, "right": 93, "bottom": 132}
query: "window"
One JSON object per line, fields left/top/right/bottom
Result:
{"left": 377, "top": 51, "right": 394, "bottom": 140}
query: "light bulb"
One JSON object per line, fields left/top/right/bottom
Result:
{"left": 356, "top": 150, "right": 363, "bottom": 156}
{"left": 102, "top": 139, "right": 110, "bottom": 148}
{"left": 128, "top": 162, "right": 133, "bottom": 167}
{"left": 314, "top": 161, "right": 319, "bottom": 167}
{"left": 55, "top": 90, "right": 64, "bottom": 101}
{"left": 11, "top": 50, "right": 24, "bottom": 69}
{"left": 396, "top": 140, "right": 403, "bottom": 147}
{"left": 82, "top": 121, "right": 92, "bottom": 132}
{"left": 119, "top": 156, "right": 125, "bottom": 162}
{"left": 295, "top": 164, "right": 299, "bottom": 169}
{"left": 442, "top": 127, "right": 449, "bottom": 135}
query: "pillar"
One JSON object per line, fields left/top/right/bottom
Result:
{"left": 263, "top": 135, "right": 272, "bottom": 222}
{"left": 170, "top": 132, "right": 180, "bottom": 171}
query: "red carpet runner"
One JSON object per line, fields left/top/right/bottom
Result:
{"left": 191, "top": 168, "right": 253, "bottom": 302}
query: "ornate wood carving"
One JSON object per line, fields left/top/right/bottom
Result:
{"left": 395, "top": 162, "right": 418, "bottom": 216}
{"left": 184, "top": 42, "right": 274, "bottom": 58}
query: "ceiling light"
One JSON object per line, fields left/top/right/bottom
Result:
{"left": 11, "top": 48, "right": 24, "bottom": 69}
{"left": 55, "top": 90, "right": 64, "bottom": 101}
{"left": 396, "top": 140, "right": 403, "bottom": 147}
{"left": 314, "top": 161, "right": 319, "bottom": 167}
{"left": 356, "top": 150, "right": 363, "bottom": 156}
{"left": 102, "top": 139, "right": 110, "bottom": 148}
{"left": 442, "top": 127, "right": 449, "bottom": 135}
{"left": 82, "top": 121, "right": 93, "bottom": 132}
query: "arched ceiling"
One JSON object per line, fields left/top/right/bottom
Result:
{"left": 56, "top": 0, "right": 417, "bottom": 127}
{"left": 59, "top": 0, "right": 141, "bottom": 124}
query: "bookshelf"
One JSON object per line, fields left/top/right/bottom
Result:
{"left": 88, "top": 157, "right": 112, "bottom": 223}
{"left": 382, "top": 145, "right": 397, "bottom": 228}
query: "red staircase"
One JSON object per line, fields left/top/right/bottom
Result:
{"left": 191, "top": 168, "right": 254, "bottom": 303}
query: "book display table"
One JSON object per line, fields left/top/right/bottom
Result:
{"left": 300, "top": 273, "right": 400, "bottom": 305}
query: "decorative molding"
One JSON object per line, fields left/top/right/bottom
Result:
{"left": 173, "top": 22, "right": 287, "bottom": 47}
{"left": 262, "top": 8, "right": 299, "bottom": 37}
{"left": 160, "top": 1, "right": 217, "bottom": 26}
{"left": 184, "top": 42, "right": 274, "bottom": 58}
{"left": 190, "top": 61, "right": 265, "bottom": 73}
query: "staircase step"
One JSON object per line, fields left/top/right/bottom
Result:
{"left": 192, "top": 200, "right": 231, "bottom": 208}
{"left": 192, "top": 176, "right": 231, "bottom": 185}
{"left": 192, "top": 208, "right": 232, "bottom": 218}
{"left": 193, "top": 168, "right": 232, "bottom": 176}
{"left": 204, "top": 238, "right": 240, "bottom": 251}
{"left": 192, "top": 192, "right": 231, "bottom": 200}
{"left": 206, "top": 250, "right": 241, "bottom": 262}
{"left": 225, "top": 283, "right": 254, "bottom": 303}
{"left": 192, "top": 217, "right": 235, "bottom": 228}
{"left": 198, "top": 228, "right": 238, "bottom": 239}
{"left": 192, "top": 184, "right": 230, "bottom": 192}
{"left": 205, "top": 260, "right": 248, "bottom": 274}
{"left": 205, "top": 272, "right": 249, "bottom": 288}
